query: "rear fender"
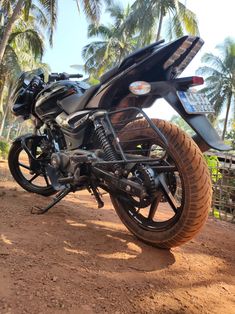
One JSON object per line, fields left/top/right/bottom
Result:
{"left": 146, "top": 81, "right": 230, "bottom": 152}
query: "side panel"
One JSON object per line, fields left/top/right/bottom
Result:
{"left": 35, "top": 80, "right": 84, "bottom": 122}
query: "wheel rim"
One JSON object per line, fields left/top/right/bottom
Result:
{"left": 118, "top": 141, "right": 185, "bottom": 232}
{"left": 14, "top": 145, "right": 52, "bottom": 190}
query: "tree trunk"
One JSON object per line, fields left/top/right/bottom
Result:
{"left": 222, "top": 92, "right": 232, "bottom": 140}
{"left": 0, "top": 97, "right": 11, "bottom": 137}
{"left": 0, "top": 77, "right": 5, "bottom": 113}
{"left": 6, "top": 124, "right": 13, "bottom": 142}
{"left": 0, "top": 0, "right": 25, "bottom": 65}
{"left": 75, "top": 0, "right": 80, "bottom": 13}
{"left": 0, "top": 81, "right": 13, "bottom": 137}
{"left": 0, "top": 103, "right": 10, "bottom": 137}
{"left": 16, "top": 122, "right": 24, "bottom": 137}
{"left": 156, "top": 8, "right": 164, "bottom": 41}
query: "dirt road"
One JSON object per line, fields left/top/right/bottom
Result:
{"left": 0, "top": 160, "right": 235, "bottom": 314}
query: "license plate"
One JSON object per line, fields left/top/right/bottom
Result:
{"left": 177, "top": 91, "right": 214, "bottom": 114}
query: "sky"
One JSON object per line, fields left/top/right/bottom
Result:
{"left": 43, "top": 0, "right": 235, "bottom": 120}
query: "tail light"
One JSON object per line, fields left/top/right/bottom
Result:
{"left": 173, "top": 76, "right": 204, "bottom": 89}
{"left": 163, "top": 37, "right": 204, "bottom": 76}
{"left": 191, "top": 76, "right": 204, "bottom": 86}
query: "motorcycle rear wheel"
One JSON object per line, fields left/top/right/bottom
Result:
{"left": 110, "top": 119, "right": 212, "bottom": 248}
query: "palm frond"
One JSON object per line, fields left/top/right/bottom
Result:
{"left": 9, "top": 29, "right": 44, "bottom": 59}
{"left": 198, "top": 38, "right": 235, "bottom": 131}
{"left": 38, "top": 0, "right": 58, "bottom": 46}
{"left": 30, "top": 4, "right": 48, "bottom": 29}
{"left": 87, "top": 23, "right": 112, "bottom": 38}
{"left": 0, "top": 0, "right": 12, "bottom": 16}
{"left": 23, "top": 0, "right": 32, "bottom": 21}
{"left": 177, "top": 2, "right": 199, "bottom": 35}
{"left": 201, "top": 53, "right": 228, "bottom": 73}
{"left": 197, "top": 65, "right": 224, "bottom": 78}
{"left": 2, "top": 45, "right": 21, "bottom": 77}
{"left": 81, "top": 0, "right": 102, "bottom": 22}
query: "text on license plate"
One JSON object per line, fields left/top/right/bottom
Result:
{"left": 177, "top": 91, "right": 214, "bottom": 114}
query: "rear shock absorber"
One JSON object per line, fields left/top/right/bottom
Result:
{"left": 94, "top": 119, "right": 121, "bottom": 172}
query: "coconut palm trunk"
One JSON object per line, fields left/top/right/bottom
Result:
{"left": 0, "top": 0, "right": 25, "bottom": 65}
{"left": 0, "top": 102, "right": 10, "bottom": 137}
{"left": 0, "top": 77, "right": 6, "bottom": 113}
{"left": 6, "top": 124, "right": 13, "bottom": 142}
{"left": 0, "top": 83, "right": 13, "bottom": 137}
{"left": 156, "top": 8, "right": 164, "bottom": 41}
{"left": 222, "top": 92, "right": 232, "bottom": 140}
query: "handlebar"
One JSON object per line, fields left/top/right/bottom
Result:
{"left": 31, "top": 76, "right": 42, "bottom": 89}
{"left": 67, "top": 73, "right": 83, "bottom": 79}
{"left": 48, "top": 72, "right": 83, "bottom": 82}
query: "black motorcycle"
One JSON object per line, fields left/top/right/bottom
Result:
{"left": 8, "top": 36, "right": 229, "bottom": 248}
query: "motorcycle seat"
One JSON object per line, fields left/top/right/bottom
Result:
{"left": 67, "top": 40, "right": 166, "bottom": 113}
{"left": 99, "top": 40, "right": 164, "bottom": 84}
{"left": 99, "top": 66, "right": 120, "bottom": 84}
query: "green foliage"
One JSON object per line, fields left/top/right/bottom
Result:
{"left": 87, "top": 75, "right": 100, "bottom": 85}
{"left": 204, "top": 155, "right": 222, "bottom": 183}
{"left": 125, "top": 0, "right": 199, "bottom": 45}
{"left": 197, "top": 38, "right": 235, "bottom": 139}
{"left": 212, "top": 208, "right": 220, "bottom": 219}
{"left": 83, "top": 0, "right": 199, "bottom": 79}
{"left": 82, "top": 3, "right": 138, "bottom": 78}
{"left": 0, "top": 139, "right": 9, "bottom": 159}
{"left": 170, "top": 115, "right": 195, "bottom": 136}
{"left": 225, "top": 124, "right": 235, "bottom": 150}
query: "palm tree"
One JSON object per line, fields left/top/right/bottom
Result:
{"left": 74, "top": 0, "right": 112, "bottom": 22}
{"left": 0, "top": 9, "right": 46, "bottom": 108}
{"left": 0, "top": 0, "right": 57, "bottom": 64}
{"left": 0, "top": 0, "right": 110, "bottom": 109}
{"left": 0, "top": 9, "right": 48, "bottom": 136}
{"left": 197, "top": 38, "right": 235, "bottom": 140}
{"left": 124, "top": 0, "right": 199, "bottom": 45}
{"left": 0, "top": 0, "right": 111, "bottom": 66}
{"left": 82, "top": 3, "right": 137, "bottom": 78}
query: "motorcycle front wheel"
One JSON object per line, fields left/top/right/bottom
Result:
{"left": 8, "top": 141, "right": 55, "bottom": 196}
{"left": 110, "top": 119, "right": 212, "bottom": 248}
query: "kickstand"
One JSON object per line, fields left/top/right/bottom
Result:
{"left": 31, "top": 187, "right": 71, "bottom": 215}
{"left": 88, "top": 184, "right": 104, "bottom": 208}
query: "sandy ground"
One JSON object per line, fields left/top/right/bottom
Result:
{"left": 0, "top": 160, "right": 235, "bottom": 314}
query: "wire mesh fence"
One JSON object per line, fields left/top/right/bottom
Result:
{"left": 205, "top": 152, "right": 235, "bottom": 223}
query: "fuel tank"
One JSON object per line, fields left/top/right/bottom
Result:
{"left": 34, "top": 80, "right": 90, "bottom": 122}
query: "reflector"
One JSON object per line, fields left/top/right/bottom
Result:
{"left": 192, "top": 76, "right": 204, "bottom": 86}
{"left": 129, "top": 81, "right": 151, "bottom": 95}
